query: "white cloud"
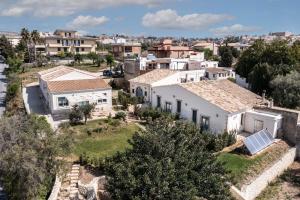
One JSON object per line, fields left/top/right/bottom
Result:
{"left": 67, "top": 15, "right": 109, "bottom": 29}
{"left": 1, "top": 0, "right": 162, "bottom": 17}
{"left": 210, "top": 24, "right": 260, "bottom": 35}
{"left": 142, "top": 9, "right": 233, "bottom": 30}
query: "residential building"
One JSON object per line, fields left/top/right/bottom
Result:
{"left": 151, "top": 80, "right": 282, "bottom": 136}
{"left": 42, "top": 29, "right": 97, "bottom": 56}
{"left": 0, "top": 31, "right": 21, "bottom": 47}
{"left": 205, "top": 67, "right": 235, "bottom": 80}
{"left": 129, "top": 69, "right": 205, "bottom": 103}
{"left": 192, "top": 41, "right": 219, "bottom": 55}
{"left": 148, "top": 39, "right": 193, "bottom": 58}
{"left": 227, "top": 43, "right": 251, "bottom": 51}
{"left": 111, "top": 42, "right": 142, "bottom": 59}
{"left": 38, "top": 66, "right": 112, "bottom": 119}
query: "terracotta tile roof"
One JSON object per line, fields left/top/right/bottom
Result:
{"left": 47, "top": 78, "right": 111, "bottom": 93}
{"left": 129, "top": 69, "right": 177, "bottom": 85}
{"left": 179, "top": 79, "right": 264, "bottom": 113}
{"left": 38, "top": 66, "right": 97, "bottom": 81}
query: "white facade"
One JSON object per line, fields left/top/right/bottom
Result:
{"left": 38, "top": 66, "right": 112, "bottom": 118}
{"left": 129, "top": 70, "right": 205, "bottom": 103}
{"left": 150, "top": 83, "right": 282, "bottom": 136}
{"left": 152, "top": 84, "right": 230, "bottom": 133}
{"left": 236, "top": 74, "right": 250, "bottom": 89}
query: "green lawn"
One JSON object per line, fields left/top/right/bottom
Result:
{"left": 217, "top": 141, "right": 290, "bottom": 187}
{"left": 62, "top": 119, "right": 140, "bottom": 160}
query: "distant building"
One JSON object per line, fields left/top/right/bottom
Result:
{"left": 192, "top": 41, "right": 219, "bottom": 56}
{"left": 205, "top": 67, "right": 235, "bottom": 80}
{"left": 148, "top": 39, "right": 193, "bottom": 58}
{"left": 111, "top": 42, "right": 142, "bottom": 59}
{"left": 38, "top": 30, "right": 97, "bottom": 56}
{"left": 0, "top": 31, "right": 21, "bottom": 47}
{"left": 270, "top": 32, "right": 293, "bottom": 37}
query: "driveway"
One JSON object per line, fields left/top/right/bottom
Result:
{"left": 0, "top": 64, "right": 7, "bottom": 117}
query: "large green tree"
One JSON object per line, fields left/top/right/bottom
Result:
{"left": 0, "top": 114, "right": 72, "bottom": 200}
{"left": 219, "top": 45, "right": 239, "bottom": 68}
{"left": 103, "top": 118, "right": 231, "bottom": 200}
{"left": 0, "top": 35, "right": 14, "bottom": 59}
{"left": 271, "top": 71, "right": 300, "bottom": 109}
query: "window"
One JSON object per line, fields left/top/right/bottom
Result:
{"left": 165, "top": 102, "right": 172, "bottom": 112}
{"left": 81, "top": 48, "right": 85, "bottom": 52}
{"left": 98, "top": 98, "right": 108, "bottom": 104}
{"left": 76, "top": 48, "right": 79, "bottom": 52}
{"left": 65, "top": 33, "right": 67, "bottom": 37}
{"left": 78, "top": 101, "right": 89, "bottom": 106}
{"left": 192, "top": 109, "right": 197, "bottom": 123}
{"left": 144, "top": 91, "right": 147, "bottom": 96}
{"left": 81, "top": 40, "right": 84, "bottom": 44}
{"left": 132, "top": 89, "right": 135, "bottom": 94}
{"left": 103, "top": 93, "right": 107, "bottom": 96}
{"left": 57, "top": 39, "right": 60, "bottom": 44}
{"left": 58, "top": 97, "right": 68, "bottom": 107}
{"left": 201, "top": 116, "right": 210, "bottom": 130}
{"left": 176, "top": 100, "right": 181, "bottom": 113}
{"left": 57, "top": 47, "right": 61, "bottom": 52}
{"left": 64, "top": 47, "right": 68, "bottom": 52}
{"left": 157, "top": 96, "right": 161, "bottom": 108}
{"left": 125, "top": 46, "right": 133, "bottom": 53}
{"left": 69, "top": 33, "right": 71, "bottom": 37}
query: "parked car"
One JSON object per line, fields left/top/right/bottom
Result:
{"left": 103, "top": 70, "right": 113, "bottom": 77}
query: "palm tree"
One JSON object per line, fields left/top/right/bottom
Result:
{"left": 31, "top": 30, "right": 41, "bottom": 44}
{"left": 105, "top": 54, "right": 114, "bottom": 71}
{"left": 20, "top": 28, "right": 30, "bottom": 44}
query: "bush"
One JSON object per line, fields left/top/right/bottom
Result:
{"left": 6, "top": 83, "right": 19, "bottom": 101}
{"left": 114, "top": 111, "right": 126, "bottom": 121}
{"left": 69, "top": 105, "right": 83, "bottom": 125}
{"left": 201, "top": 131, "right": 237, "bottom": 152}
{"left": 92, "top": 127, "right": 103, "bottom": 134}
{"left": 108, "top": 119, "right": 120, "bottom": 127}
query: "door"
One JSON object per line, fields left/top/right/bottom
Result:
{"left": 254, "top": 120, "right": 264, "bottom": 132}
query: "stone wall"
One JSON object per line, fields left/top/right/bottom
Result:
{"left": 230, "top": 147, "right": 296, "bottom": 200}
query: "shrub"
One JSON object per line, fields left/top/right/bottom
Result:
{"left": 69, "top": 105, "right": 83, "bottom": 125}
{"left": 108, "top": 119, "right": 120, "bottom": 127}
{"left": 114, "top": 111, "right": 126, "bottom": 121}
{"left": 86, "top": 128, "right": 92, "bottom": 136}
{"left": 93, "top": 127, "right": 103, "bottom": 134}
{"left": 6, "top": 83, "right": 19, "bottom": 100}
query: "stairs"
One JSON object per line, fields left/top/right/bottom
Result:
{"left": 57, "top": 164, "right": 80, "bottom": 200}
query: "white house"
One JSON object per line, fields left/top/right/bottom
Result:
{"left": 151, "top": 79, "right": 282, "bottom": 137}
{"left": 38, "top": 66, "right": 112, "bottom": 119}
{"left": 129, "top": 69, "right": 205, "bottom": 103}
{"left": 205, "top": 67, "right": 236, "bottom": 80}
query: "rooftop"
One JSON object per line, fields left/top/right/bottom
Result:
{"left": 205, "top": 67, "right": 231, "bottom": 74}
{"left": 38, "top": 66, "right": 97, "bottom": 81}
{"left": 129, "top": 69, "right": 177, "bottom": 85}
{"left": 47, "top": 79, "right": 110, "bottom": 93}
{"left": 179, "top": 79, "right": 264, "bottom": 113}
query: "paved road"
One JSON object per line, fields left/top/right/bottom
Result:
{"left": 0, "top": 64, "right": 7, "bottom": 117}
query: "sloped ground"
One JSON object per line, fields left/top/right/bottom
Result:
{"left": 257, "top": 161, "right": 300, "bottom": 200}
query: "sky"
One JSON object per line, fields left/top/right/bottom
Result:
{"left": 0, "top": 0, "right": 299, "bottom": 38}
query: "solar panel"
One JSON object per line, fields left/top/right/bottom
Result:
{"left": 244, "top": 129, "right": 275, "bottom": 155}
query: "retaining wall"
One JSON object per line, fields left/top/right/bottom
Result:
{"left": 48, "top": 176, "right": 61, "bottom": 200}
{"left": 230, "top": 147, "right": 296, "bottom": 200}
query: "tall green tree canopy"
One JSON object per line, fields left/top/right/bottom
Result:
{"left": 271, "top": 71, "right": 300, "bottom": 109}
{"left": 219, "top": 45, "right": 239, "bottom": 68}
{"left": 0, "top": 35, "right": 14, "bottom": 59}
{"left": 0, "top": 114, "right": 72, "bottom": 200}
{"left": 103, "top": 118, "right": 231, "bottom": 200}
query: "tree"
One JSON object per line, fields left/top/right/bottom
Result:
{"left": 87, "top": 52, "right": 98, "bottom": 64}
{"left": 271, "top": 71, "right": 300, "bottom": 109}
{"left": 235, "top": 39, "right": 266, "bottom": 78}
{"left": 105, "top": 54, "right": 114, "bottom": 71}
{"left": 96, "top": 56, "right": 104, "bottom": 67}
{"left": 20, "top": 28, "right": 30, "bottom": 44}
{"left": 74, "top": 54, "right": 83, "bottom": 64}
{"left": 31, "top": 30, "right": 42, "bottom": 44}
{"left": 0, "top": 114, "right": 72, "bottom": 199}
{"left": 69, "top": 105, "right": 83, "bottom": 125}
{"left": 79, "top": 104, "right": 95, "bottom": 124}
{"left": 0, "top": 35, "right": 14, "bottom": 59}
{"left": 219, "top": 46, "right": 233, "bottom": 67}
{"left": 248, "top": 63, "right": 272, "bottom": 95}
{"left": 103, "top": 118, "right": 231, "bottom": 200}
